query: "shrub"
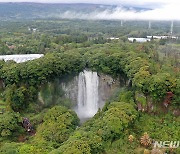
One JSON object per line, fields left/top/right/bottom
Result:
{"left": 0, "top": 111, "right": 22, "bottom": 139}
{"left": 35, "top": 106, "right": 79, "bottom": 145}
{"left": 0, "top": 142, "right": 21, "bottom": 154}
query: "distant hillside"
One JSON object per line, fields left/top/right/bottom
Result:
{"left": 0, "top": 3, "right": 113, "bottom": 20}
{"left": 0, "top": 3, "right": 148, "bottom": 20}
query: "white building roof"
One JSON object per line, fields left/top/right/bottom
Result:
{"left": 147, "top": 36, "right": 178, "bottom": 39}
{"left": 0, "top": 54, "right": 44, "bottom": 63}
{"left": 128, "top": 38, "right": 151, "bottom": 43}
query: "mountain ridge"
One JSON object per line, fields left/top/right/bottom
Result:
{"left": 0, "top": 2, "right": 150, "bottom": 20}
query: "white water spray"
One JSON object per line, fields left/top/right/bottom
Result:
{"left": 76, "top": 70, "right": 99, "bottom": 119}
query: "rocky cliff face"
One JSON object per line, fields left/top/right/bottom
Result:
{"left": 98, "top": 73, "right": 120, "bottom": 108}
{"left": 39, "top": 71, "right": 121, "bottom": 111}
{"left": 60, "top": 72, "right": 120, "bottom": 108}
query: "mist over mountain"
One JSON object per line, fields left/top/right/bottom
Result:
{"left": 0, "top": 3, "right": 148, "bottom": 20}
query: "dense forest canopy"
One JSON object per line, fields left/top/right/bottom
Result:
{"left": 0, "top": 3, "right": 179, "bottom": 154}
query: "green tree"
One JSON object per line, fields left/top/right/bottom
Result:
{"left": 34, "top": 106, "right": 79, "bottom": 145}
{"left": 0, "top": 111, "right": 22, "bottom": 139}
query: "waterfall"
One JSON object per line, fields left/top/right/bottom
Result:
{"left": 76, "top": 70, "right": 99, "bottom": 119}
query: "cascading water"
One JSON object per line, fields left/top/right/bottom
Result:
{"left": 76, "top": 70, "right": 99, "bottom": 119}
{"left": 39, "top": 69, "right": 120, "bottom": 122}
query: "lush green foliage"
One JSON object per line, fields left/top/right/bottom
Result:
{"left": 0, "top": 142, "right": 21, "bottom": 154}
{"left": 0, "top": 112, "right": 22, "bottom": 140}
{"left": 1, "top": 42, "right": 179, "bottom": 108}
{"left": 83, "top": 43, "right": 179, "bottom": 104}
{"left": 0, "top": 18, "right": 179, "bottom": 154}
{"left": 34, "top": 106, "right": 79, "bottom": 146}
{"left": 0, "top": 51, "right": 85, "bottom": 86}
{"left": 51, "top": 102, "right": 138, "bottom": 153}
{"left": 133, "top": 113, "right": 180, "bottom": 141}
{"left": 4, "top": 84, "right": 37, "bottom": 111}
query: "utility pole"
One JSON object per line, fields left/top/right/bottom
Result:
{"left": 121, "top": 20, "right": 123, "bottom": 27}
{"left": 148, "top": 21, "right": 151, "bottom": 29}
{"left": 170, "top": 21, "right": 174, "bottom": 35}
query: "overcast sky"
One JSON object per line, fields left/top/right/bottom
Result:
{"left": 0, "top": 0, "right": 180, "bottom": 20}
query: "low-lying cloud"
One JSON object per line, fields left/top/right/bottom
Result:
{"left": 57, "top": 4, "right": 180, "bottom": 21}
